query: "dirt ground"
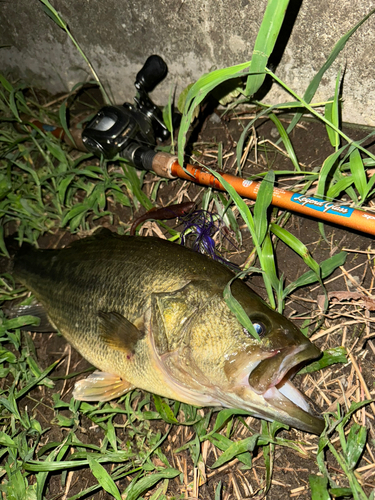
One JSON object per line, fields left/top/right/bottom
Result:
{"left": 4, "top": 96, "right": 375, "bottom": 499}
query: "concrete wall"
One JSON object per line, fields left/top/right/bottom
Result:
{"left": 1, "top": 0, "right": 375, "bottom": 125}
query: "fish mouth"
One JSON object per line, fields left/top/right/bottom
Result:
{"left": 247, "top": 342, "right": 325, "bottom": 434}
{"left": 248, "top": 342, "right": 320, "bottom": 394}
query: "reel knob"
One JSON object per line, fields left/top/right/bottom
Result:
{"left": 135, "top": 55, "right": 168, "bottom": 93}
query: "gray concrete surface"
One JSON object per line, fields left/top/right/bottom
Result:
{"left": 1, "top": 0, "right": 375, "bottom": 125}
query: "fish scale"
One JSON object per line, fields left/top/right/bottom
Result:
{"left": 12, "top": 229, "right": 324, "bottom": 434}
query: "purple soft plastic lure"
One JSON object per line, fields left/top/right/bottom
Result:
{"left": 180, "top": 210, "right": 238, "bottom": 269}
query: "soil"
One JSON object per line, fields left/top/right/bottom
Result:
{"left": 3, "top": 91, "right": 375, "bottom": 499}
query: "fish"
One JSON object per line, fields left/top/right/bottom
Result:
{"left": 11, "top": 228, "right": 324, "bottom": 434}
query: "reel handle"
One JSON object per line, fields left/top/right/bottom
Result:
{"left": 135, "top": 55, "right": 168, "bottom": 93}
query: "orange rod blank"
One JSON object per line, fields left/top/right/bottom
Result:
{"left": 151, "top": 153, "right": 375, "bottom": 237}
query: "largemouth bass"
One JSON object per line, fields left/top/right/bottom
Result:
{"left": 12, "top": 229, "right": 324, "bottom": 434}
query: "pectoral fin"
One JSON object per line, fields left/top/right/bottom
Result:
{"left": 73, "top": 371, "right": 134, "bottom": 401}
{"left": 98, "top": 311, "right": 144, "bottom": 354}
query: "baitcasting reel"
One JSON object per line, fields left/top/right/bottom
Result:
{"left": 82, "top": 55, "right": 178, "bottom": 169}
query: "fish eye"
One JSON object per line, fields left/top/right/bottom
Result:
{"left": 243, "top": 321, "right": 267, "bottom": 338}
{"left": 253, "top": 322, "right": 266, "bottom": 337}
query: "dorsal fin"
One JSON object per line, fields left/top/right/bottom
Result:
{"left": 98, "top": 311, "right": 144, "bottom": 354}
{"left": 66, "top": 228, "right": 116, "bottom": 249}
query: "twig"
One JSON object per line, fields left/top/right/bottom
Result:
{"left": 348, "top": 351, "right": 375, "bottom": 419}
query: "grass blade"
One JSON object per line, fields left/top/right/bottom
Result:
{"left": 59, "top": 99, "right": 76, "bottom": 147}
{"left": 211, "top": 434, "right": 259, "bottom": 468}
{"left": 283, "top": 251, "right": 347, "bottom": 298}
{"left": 153, "top": 395, "right": 179, "bottom": 424}
{"left": 268, "top": 113, "right": 300, "bottom": 171}
{"left": 177, "top": 60, "right": 253, "bottom": 166}
{"left": 326, "top": 174, "right": 354, "bottom": 200}
{"left": 223, "top": 273, "right": 260, "bottom": 341}
{"left": 120, "top": 163, "right": 153, "bottom": 210}
{"left": 299, "top": 347, "right": 347, "bottom": 374}
{"left": 285, "top": 8, "right": 375, "bottom": 136}
{"left": 254, "top": 170, "right": 275, "bottom": 246}
{"left": 87, "top": 455, "right": 122, "bottom": 500}
{"left": 261, "top": 233, "right": 279, "bottom": 293}
{"left": 270, "top": 223, "right": 320, "bottom": 276}
{"left": 315, "top": 146, "right": 347, "bottom": 199}
{"left": 345, "top": 424, "right": 367, "bottom": 471}
{"left": 349, "top": 149, "right": 367, "bottom": 200}
{"left": 124, "top": 469, "right": 180, "bottom": 500}
{"left": 309, "top": 474, "right": 330, "bottom": 500}
{"left": 38, "top": 0, "right": 111, "bottom": 104}
{"left": 245, "top": 0, "right": 290, "bottom": 96}
{"left": 324, "top": 70, "right": 342, "bottom": 149}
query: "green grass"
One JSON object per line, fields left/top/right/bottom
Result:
{"left": 0, "top": 1, "right": 374, "bottom": 499}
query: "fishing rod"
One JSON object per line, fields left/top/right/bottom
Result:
{"left": 23, "top": 55, "right": 375, "bottom": 237}
{"left": 133, "top": 152, "right": 375, "bottom": 237}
